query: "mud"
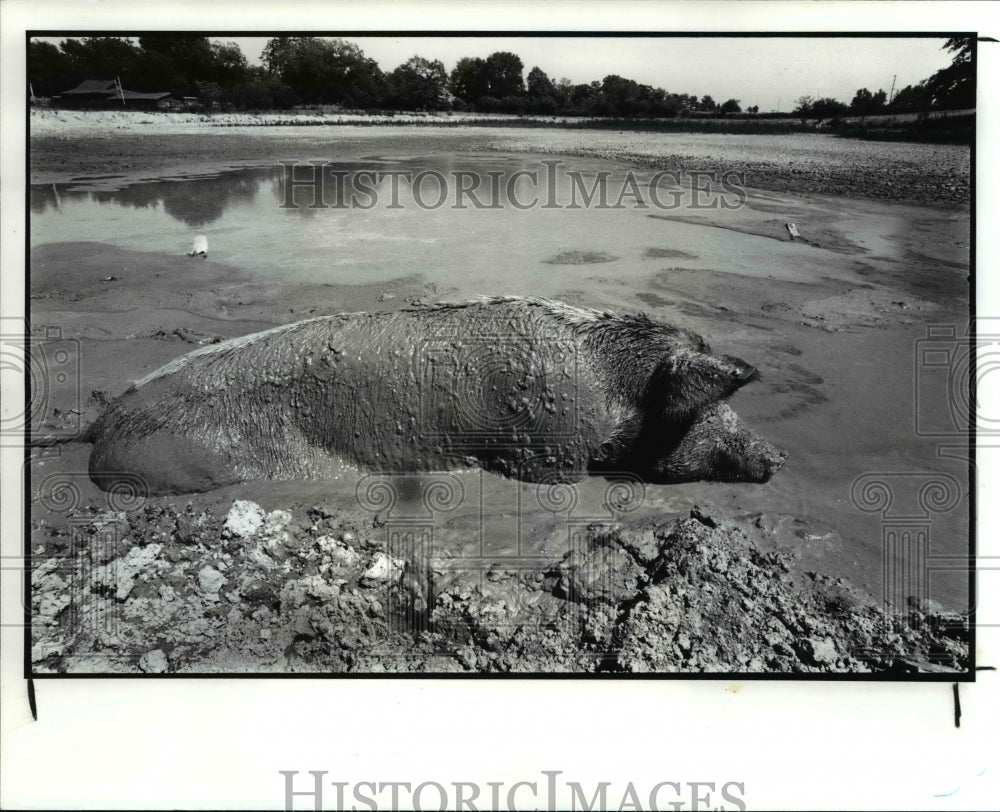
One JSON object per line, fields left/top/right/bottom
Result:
{"left": 30, "top": 498, "right": 967, "bottom": 674}
{"left": 27, "top": 123, "right": 972, "bottom": 673}
{"left": 544, "top": 250, "right": 620, "bottom": 265}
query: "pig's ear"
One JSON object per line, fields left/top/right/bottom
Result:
{"left": 645, "top": 352, "right": 760, "bottom": 423}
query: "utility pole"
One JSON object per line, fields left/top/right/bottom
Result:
{"left": 888, "top": 74, "right": 897, "bottom": 104}
{"left": 116, "top": 75, "right": 126, "bottom": 106}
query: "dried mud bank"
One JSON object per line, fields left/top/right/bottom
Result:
{"left": 481, "top": 136, "right": 970, "bottom": 207}
{"left": 32, "top": 499, "right": 968, "bottom": 675}
{"left": 29, "top": 111, "right": 970, "bottom": 207}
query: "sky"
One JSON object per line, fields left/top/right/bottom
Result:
{"left": 221, "top": 35, "right": 956, "bottom": 111}
{"left": 38, "top": 34, "right": 957, "bottom": 112}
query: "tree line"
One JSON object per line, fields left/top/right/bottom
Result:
{"left": 793, "top": 38, "right": 973, "bottom": 119}
{"left": 29, "top": 35, "right": 973, "bottom": 116}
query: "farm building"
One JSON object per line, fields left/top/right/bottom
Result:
{"left": 56, "top": 79, "right": 178, "bottom": 110}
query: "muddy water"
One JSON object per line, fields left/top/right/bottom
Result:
{"left": 29, "top": 152, "right": 971, "bottom": 611}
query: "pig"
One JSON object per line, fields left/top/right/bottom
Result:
{"left": 85, "top": 296, "right": 785, "bottom": 494}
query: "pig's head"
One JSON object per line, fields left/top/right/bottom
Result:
{"left": 632, "top": 342, "right": 784, "bottom": 483}
{"left": 589, "top": 316, "right": 786, "bottom": 484}
{"left": 648, "top": 401, "right": 786, "bottom": 484}
{"left": 644, "top": 348, "right": 762, "bottom": 424}
{"left": 599, "top": 346, "right": 786, "bottom": 483}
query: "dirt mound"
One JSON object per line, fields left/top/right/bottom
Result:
{"left": 31, "top": 500, "right": 968, "bottom": 674}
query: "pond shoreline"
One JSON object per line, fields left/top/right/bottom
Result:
{"left": 30, "top": 110, "right": 971, "bottom": 207}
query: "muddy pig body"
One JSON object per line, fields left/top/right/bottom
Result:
{"left": 88, "top": 296, "right": 785, "bottom": 494}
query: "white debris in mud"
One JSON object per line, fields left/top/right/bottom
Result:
{"left": 315, "top": 535, "right": 361, "bottom": 568}
{"left": 263, "top": 509, "right": 292, "bottom": 535}
{"left": 32, "top": 640, "right": 65, "bottom": 662}
{"left": 139, "top": 649, "right": 169, "bottom": 673}
{"left": 29, "top": 497, "right": 970, "bottom": 674}
{"left": 33, "top": 559, "right": 71, "bottom": 625}
{"left": 802, "top": 636, "right": 839, "bottom": 665}
{"left": 360, "top": 552, "right": 404, "bottom": 585}
{"left": 198, "top": 566, "right": 227, "bottom": 599}
{"left": 92, "top": 544, "right": 164, "bottom": 601}
{"left": 224, "top": 500, "right": 266, "bottom": 538}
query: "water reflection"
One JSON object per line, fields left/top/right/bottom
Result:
{"left": 31, "top": 167, "right": 281, "bottom": 228}
{"left": 32, "top": 157, "right": 629, "bottom": 230}
{"left": 270, "top": 156, "right": 610, "bottom": 215}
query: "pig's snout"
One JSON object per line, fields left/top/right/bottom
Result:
{"left": 744, "top": 439, "right": 788, "bottom": 483}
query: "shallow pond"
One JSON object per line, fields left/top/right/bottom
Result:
{"left": 33, "top": 156, "right": 688, "bottom": 286}
{"left": 29, "top": 151, "right": 971, "bottom": 613}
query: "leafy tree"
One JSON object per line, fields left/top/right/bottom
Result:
{"left": 59, "top": 36, "right": 140, "bottom": 81}
{"left": 261, "top": 36, "right": 384, "bottom": 105}
{"left": 924, "top": 36, "right": 974, "bottom": 108}
{"left": 477, "top": 95, "right": 501, "bottom": 113}
{"left": 526, "top": 66, "right": 556, "bottom": 98}
{"left": 527, "top": 94, "right": 558, "bottom": 114}
{"left": 225, "top": 70, "right": 296, "bottom": 111}
{"left": 567, "top": 82, "right": 598, "bottom": 111}
{"left": 889, "top": 82, "right": 931, "bottom": 110}
{"left": 850, "top": 87, "right": 873, "bottom": 112}
{"left": 548, "top": 77, "right": 573, "bottom": 110}
{"left": 600, "top": 75, "right": 665, "bottom": 116}
{"left": 719, "top": 98, "right": 741, "bottom": 114}
{"left": 210, "top": 41, "right": 251, "bottom": 86}
{"left": 139, "top": 35, "right": 215, "bottom": 79}
{"left": 484, "top": 51, "right": 524, "bottom": 97}
{"left": 794, "top": 95, "right": 848, "bottom": 119}
{"left": 811, "top": 97, "right": 848, "bottom": 117}
{"left": 132, "top": 36, "right": 222, "bottom": 93}
{"left": 28, "top": 40, "right": 74, "bottom": 96}
{"left": 386, "top": 55, "right": 449, "bottom": 110}
{"left": 498, "top": 95, "right": 528, "bottom": 114}
{"left": 944, "top": 35, "right": 973, "bottom": 61}
{"left": 449, "top": 57, "right": 489, "bottom": 103}
{"left": 849, "top": 88, "right": 886, "bottom": 115}
{"left": 699, "top": 94, "right": 716, "bottom": 112}
{"left": 793, "top": 95, "right": 814, "bottom": 121}
{"left": 599, "top": 74, "right": 633, "bottom": 115}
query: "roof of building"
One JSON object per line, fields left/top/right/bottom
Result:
{"left": 58, "top": 80, "right": 175, "bottom": 102}
{"left": 61, "top": 79, "right": 120, "bottom": 95}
